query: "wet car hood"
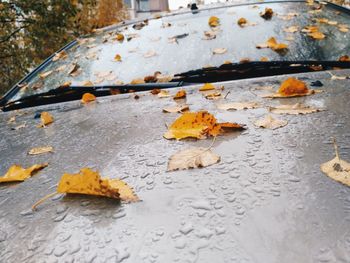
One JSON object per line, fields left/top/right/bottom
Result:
{"left": 1, "top": 70, "right": 350, "bottom": 262}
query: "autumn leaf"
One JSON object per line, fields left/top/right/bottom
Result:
{"left": 203, "top": 31, "right": 216, "bottom": 40}
{"left": 81, "top": 93, "right": 96, "bottom": 103}
{"left": 339, "top": 55, "right": 350, "bottom": 62}
{"left": 52, "top": 50, "right": 68, "bottom": 62}
{"left": 237, "top": 17, "right": 248, "bottom": 27}
{"left": 163, "top": 105, "right": 189, "bottom": 113}
{"left": 158, "top": 90, "right": 170, "bottom": 98}
{"left": 321, "top": 139, "right": 350, "bottom": 187}
{"left": 213, "top": 48, "right": 227, "bottom": 55}
{"left": 168, "top": 147, "right": 220, "bottom": 171}
{"left": 283, "top": 26, "right": 299, "bottom": 33}
{"left": 32, "top": 168, "right": 139, "bottom": 210}
{"left": 308, "top": 31, "right": 325, "bottom": 40}
{"left": 269, "top": 103, "right": 323, "bottom": 115}
{"left": 208, "top": 16, "right": 220, "bottom": 27}
{"left": 38, "top": 112, "right": 54, "bottom": 128}
{"left": 163, "top": 111, "right": 245, "bottom": 140}
{"left": 82, "top": 80, "right": 93, "bottom": 86}
{"left": 254, "top": 115, "right": 288, "bottom": 130}
{"left": 0, "top": 163, "right": 48, "bottom": 183}
{"left": 130, "top": 78, "right": 145, "bottom": 85}
{"left": 174, "top": 90, "right": 186, "bottom": 100}
{"left": 256, "top": 37, "right": 288, "bottom": 53}
{"left": 116, "top": 33, "right": 124, "bottom": 41}
{"left": 114, "top": 54, "right": 122, "bottom": 62}
{"left": 68, "top": 63, "right": 81, "bottom": 77}
{"left": 199, "top": 83, "right": 215, "bottom": 91}
{"left": 39, "top": 70, "right": 53, "bottom": 79}
{"left": 205, "top": 91, "right": 221, "bottom": 100}
{"left": 28, "top": 146, "right": 53, "bottom": 155}
{"left": 144, "top": 50, "right": 157, "bottom": 58}
{"left": 260, "top": 8, "right": 273, "bottom": 20}
{"left": 217, "top": 102, "right": 260, "bottom": 110}
{"left": 150, "top": 88, "right": 161, "bottom": 95}
{"left": 338, "top": 24, "right": 349, "bottom": 32}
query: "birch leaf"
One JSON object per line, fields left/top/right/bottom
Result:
{"left": 28, "top": 146, "right": 53, "bottom": 155}
{"left": 163, "top": 105, "right": 189, "bottom": 113}
{"left": 38, "top": 112, "right": 54, "bottom": 127}
{"left": 174, "top": 90, "right": 186, "bottom": 100}
{"left": 269, "top": 103, "right": 323, "bottom": 115}
{"left": 213, "top": 48, "right": 227, "bottom": 55}
{"left": 158, "top": 90, "right": 171, "bottom": 98}
{"left": 0, "top": 163, "right": 48, "bottom": 183}
{"left": 217, "top": 102, "right": 259, "bottom": 110}
{"left": 254, "top": 115, "right": 288, "bottom": 129}
{"left": 199, "top": 83, "right": 215, "bottom": 91}
{"left": 81, "top": 93, "right": 96, "bottom": 103}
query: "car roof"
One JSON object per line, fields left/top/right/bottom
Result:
{"left": 5, "top": 0, "right": 350, "bottom": 103}
{"left": 1, "top": 69, "right": 350, "bottom": 262}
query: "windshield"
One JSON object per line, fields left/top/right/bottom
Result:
{"left": 8, "top": 1, "right": 350, "bottom": 102}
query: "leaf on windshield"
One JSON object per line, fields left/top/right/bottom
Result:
{"left": 217, "top": 102, "right": 260, "bottom": 110}
{"left": 114, "top": 54, "right": 122, "bottom": 62}
{"left": 68, "top": 63, "right": 81, "bottom": 77}
{"left": 213, "top": 48, "right": 227, "bottom": 55}
{"left": 81, "top": 93, "right": 96, "bottom": 104}
{"left": 116, "top": 33, "right": 124, "bottom": 42}
{"left": 52, "top": 50, "right": 68, "bottom": 62}
{"left": 205, "top": 91, "right": 222, "bottom": 100}
{"left": 260, "top": 8, "right": 273, "bottom": 20}
{"left": 163, "top": 111, "right": 245, "bottom": 140}
{"left": 203, "top": 31, "right": 216, "bottom": 40}
{"left": 338, "top": 24, "right": 349, "bottom": 32}
{"left": 237, "top": 17, "right": 248, "bottom": 27}
{"left": 0, "top": 163, "right": 48, "bottom": 183}
{"left": 254, "top": 115, "right": 288, "bottom": 130}
{"left": 174, "top": 90, "right": 186, "bottom": 100}
{"left": 144, "top": 50, "right": 157, "bottom": 58}
{"left": 256, "top": 37, "right": 288, "bottom": 53}
{"left": 163, "top": 104, "right": 189, "bottom": 113}
{"left": 199, "top": 83, "right": 215, "bottom": 91}
{"left": 158, "top": 90, "right": 171, "bottom": 98}
{"left": 302, "top": 26, "right": 325, "bottom": 39}
{"left": 28, "top": 146, "right": 53, "bottom": 155}
{"left": 269, "top": 103, "right": 323, "bottom": 115}
{"left": 321, "top": 139, "right": 350, "bottom": 187}
{"left": 209, "top": 16, "right": 220, "bottom": 27}
{"left": 283, "top": 26, "right": 299, "bottom": 33}
{"left": 32, "top": 168, "right": 139, "bottom": 210}
{"left": 38, "top": 112, "right": 54, "bottom": 128}
{"left": 130, "top": 78, "right": 145, "bottom": 84}
{"left": 39, "top": 70, "right": 53, "bottom": 79}
{"left": 261, "top": 77, "right": 322, "bottom": 98}
{"left": 339, "top": 55, "right": 350, "bottom": 62}
{"left": 277, "top": 12, "right": 298, "bottom": 20}
{"left": 168, "top": 147, "right": 220, "bottom": 171}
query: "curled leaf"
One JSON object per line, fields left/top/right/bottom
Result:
{"left": 213, "top": 48, "right": 227, "bottom": 55}
{"left": 283, "top": 26, "right": 299, "bottom": 33}
{"left": 164, "top": 111, "right": 245, "bottom": 140}
{"left": 158, "top": 90, "right": 170, "bottom": 98}
{"left": 203, "top": 31, "right": 216, "bottom": 40}
{"left": 81, "top": 93, "right": 96, "bottom": 103}
{"left": 237, "top": 17, "right": 248, "bottom": 27}
{"left": 68, "top": 63, "right": 81, "bottom": 77}
{"left": 39, "top": 70, "right": 53, "bottom": 79}
{"left": 199, "top": 83, "right": 215, "bottom": 91}
{"left": 114, "top": 54, "right": 122, "bottom": 62}
{"left": 38, "top": 112, "right": 54, "bottom": 127}
{"left": 256, "top": 37, "right": 288, "bottom": 53}
{"left": 209, "top": 16, "right": 220, "bottom": 27}
{"left": 205, "top": 91, "right": 221, "bottom": 100}
{"left": 269, "top": 103, "right": 323, "bottom": 115}
{"left": 52, "top": 50, "right": 68, "bottom": 62}
{"left": 28, "top": 146, "right": 53, "bottom": 155}
{"left": 0, "top": 163, "right": 48, "bottom": 183}
{"left": 174, "top": 90, "right": 186, "bottom": 100}
{"left": 254, "top": 115, "right": 288, "bottom": 130}
{"left": 168, "top": 148, "right": 220, "bottom": 171}
{"left": 260, "top": 8, "right": 273, "bottom": 20}
{"left": 217, "top": 102, "right": 260, "bottom": 110}
{"left": 163, "top": 105, "right": 189, "bottom": 113}
{"left": 321, "top": 139, "right": 350, "bottom": 187}
{"left": 116, "top": 33, "right": 124, "bottom": 41}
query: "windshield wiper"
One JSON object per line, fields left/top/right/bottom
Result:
{"left": 1, "top": 82, "right": 183, "bottom": 111}
{"left": 174, "top": 60, "right": 350, "bottom": 83}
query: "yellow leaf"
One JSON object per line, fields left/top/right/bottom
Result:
{"left": 269, "top": 103, "right": 324, "bottom": 115}
{"left": 174, "top": 90, "right": 187, "bottom": 100}
{"left": 164, "top": 111, "right": 245, "bottom": 140}
{"left": 308, "top": 31, "right": 326, "bottom": 40}
{"left": 38, "top": 112, "right": 54, "bottom": 127}
{"left": 208, "top": 16, "right": 220, "bottom": 27}
{"left": 82, "top": 80, "right": 93, "bottom": 86}
{"left": 254, "top": 115, "right": 288, "bottom": 130}
{"left": 114, "top": 54, "right": 122, "bottom": 62}
{"left": 205, "top": 91, "right": 221, "bottom": 100}
{"left": 237, "top": 17, "right": 248, "bottom": 27}
{"left": 168, "top": 147, "right": 220, "bottom": 171}
{"left": 130, "top": 78, "right": 145, "bottom": 85}
{"left": 116, "top": 33, "right": 124, "bottom": 41}
{"left": 158, "top": 90, "right": 170, "bottom": 98}
{"left": 81, "top": 93, "right": 96, "bottom": 103}
{"left": 199, "top": 83, "right": 215, "bottom": 91}
{"left": 163, "top": 105, "right": 189, "bottom": 113}
{"left": 57, "top": 168, "right": 138, "bottom": 202}
{"left": 321, "top": 139, "right": 350, "bottom": 187}
{"left": 257, "top": 37, "right": 288, "bottom": 53}
{"left": 28, "top": 146, "right": 53, "bottom": 155}
{"left": 0, "top": 163, "right": 48, "bottom": 183}
{"left": 203, "top": 31, "right": 216, "bottom": 40}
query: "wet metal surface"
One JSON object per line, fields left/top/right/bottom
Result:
{"left": 10, "top": 1, "right": 350, "bottom": 101}
{"left": 1, "top": 70, "right": 350, "bottom": 262}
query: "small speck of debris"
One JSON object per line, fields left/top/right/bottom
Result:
{"left": 310, "top": 80, "right": 323, "bottom": 87}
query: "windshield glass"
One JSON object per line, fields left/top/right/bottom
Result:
{"left": 9, "top": 1, "right": 350, "bottom": 102}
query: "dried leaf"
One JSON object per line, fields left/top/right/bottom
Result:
{"left": 81, "top": 93, "right": 96, "bottom": 103}
{"left": 150, "top": 89, "right": 161, "bottom": 95}
{"left": 158, "top": 90, "right": 170, "bottom": 98}
{"left": 114, "top": 54, "right": 122, "bottom": 62}
{"left": 217, "top": 102, "right": 260, "bottom": 110}
{"left": 168, "top": 148, "right": 220, "bottom": 171}
{"left": 144, "top": 50, "right": 157, "bottom": 58}
{"left": 254, "top": 115, "right": 288, "bottom": 129}
{"left": 12, "top": 123, "right": 26, "bottom": 130}
{"left": 130, "top": 78, "right": 145, "bottom": 85}
{"left": 338, "top": 24, "right": 349, "bottom": 32}
{"left": 205, "top": 91, "right": 221, "bottom": 100}
{"left": 57, "top": 168, "right": 139, "bottom": 202}
{"left": 321, "top": 139, "right": 350, "bottom": 187}
{"left": 199, "top": 83, "right": 215, "bottom": 91}
{"left": 39, "top": 70, "right": 53, "bottom": 79}
{"left": 0, "top": 163, "right": 48, "bottom": 183}
{"left": 116, "top": 33, "right": 124, "bottom": 42}
{"left": 203, "top": 31, "right": 216, "bottom": 40}
{"left": 68, "top": 63, "right": 81, "bottom": 77}
{"left": 52, "top": 51, "right": 68, "bottom": 62}
{"left": 339, "top": 55, "right": 350, "bottom": 62}
{"left": 269, "top": 103, "right": 323, "bottom": 115}
{"left": 308, "top": 31, "right": 325, "bottom": 39}
{"left": 213, "top": 48, "right": 227, "bottom": 55}
{"left": 260, "top": 8, "right": 273, "bottom": 20}
{"left": 257, "top": 37, "right": 288, "bottom": 52}
{"left": 237, "top": 18, "right": 248, "bottom": 27}
{"left": 208, "top": 16, "right": 220, "bottom": 27}
{"left": 38, "top": 112, "right": 54, "bottom": 127}
{"left": 163, "top": 105, "right": 189, "bottom": 113}
{"left": 164, "top": 111, "right": 245, "bottom": 140}
{"left": 28, "top": 146, "right": 53, "bottom": 155}
{"left": 283, "top": 26, "right": 299, "bottom": 33}
{"left": 174, "top": 90, "right": 186, "bottom": 100}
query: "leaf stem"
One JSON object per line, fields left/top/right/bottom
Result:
{"left": 32, "top": 192, "right": 58, "bottom": 211}
{"left": 332, "top": 137, "right": 341, "bottom": 163}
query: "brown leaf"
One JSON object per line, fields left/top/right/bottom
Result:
{"left": 28, "top": 146, "right": 53, "bottom": 155}
{"left": 158, "top": 90, "right": 171, "bottom": 98}
{"left": 205, "top": 91, "right": 221, "bottom": 100}
{"left": 321, "top": 139, "right": 350, "bottom": 187}
{"left": 39, "top": 70, "right": 53, "bottom": 79}
{"left": 116, "top": 33, "right": 124, "bottom": 42}
{"left": 167, "top": 148, "right": 220, "bottom": 171}
{"left": 254, "top": 115, "right": 288, "bottom": 130}
{"left": 269, "top": 103, "right": 324, "bottom": 115}
{"left": 257, "top": 37, "right": 288, "bottom": 53}
{"left": 150, "top": 89, "right": 161, "bottom": 95}
{"left": 174, "top": 90, "right": 186, "bottom": 100}
{"left": 217, "top": 102, "right": 260, "bottom": 110}
{"left": 68, "top": 63, "right": 81, "bottom": 77}
{"left": 52, "top": 51, "right": 68, "bottom": 62}
{"left": 237, "top": 17, "right": 248, "bottom": 27}
{"left": 260, "top": 8, "right": 273, "bottom": 20}
{"left": 203, "top": 31, "right": 216, "bottom": 40}
{"left": 114, "top": 54, "right": 122, "bottom": 62}
{"left": 130, "top": 78, "right": 145, "bottom": 85}
{"left": 163, "top": 105, "right": 189, "bottom": 113}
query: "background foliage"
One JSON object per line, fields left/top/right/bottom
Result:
{"left": 0, "top": 0, "right": 127, "bottom": 95}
